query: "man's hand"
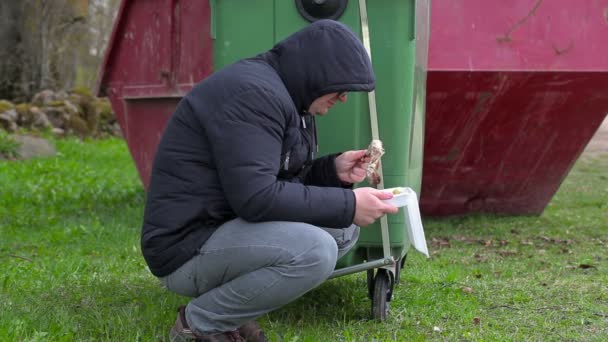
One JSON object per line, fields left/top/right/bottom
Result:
{"left": 336, "top": 150, "right": 370, "bottom": 184}
{"left": 352, "top": 187, "right": 399, "bottom": 226}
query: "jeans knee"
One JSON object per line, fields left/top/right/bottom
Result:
{"left": 299, "top": 228, "right": 338, "bottom": 280}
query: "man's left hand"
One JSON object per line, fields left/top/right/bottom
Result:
{"left": 335, "top": 150, "right": 369, "bottom": 184}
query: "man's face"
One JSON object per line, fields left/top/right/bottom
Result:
{"left": 308, "top": 92, "right": 348, "bottom": 115}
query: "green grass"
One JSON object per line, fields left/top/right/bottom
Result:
{"left": 1, "top": 138, "right": 606, "bottom": 341}
{"left": 0, "top": 131, "right": 20, "bottom": 159}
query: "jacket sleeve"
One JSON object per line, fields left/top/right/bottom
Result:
{"left": 198, "top": 89, "right": 355, "bottom": 228}
{"left": 303, "top": 153, "right": 352, "bottom": 188}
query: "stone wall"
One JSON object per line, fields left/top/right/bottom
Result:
{"left": 0, "top": 89, "right": 120, "bottom": 138}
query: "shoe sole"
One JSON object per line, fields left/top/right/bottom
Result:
{"left": 169, "top": 326, "right": 192, "bottom": 342}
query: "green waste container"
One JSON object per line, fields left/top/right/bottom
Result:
{"left": 210, "top": 0, "right": 430, "bottom": 320}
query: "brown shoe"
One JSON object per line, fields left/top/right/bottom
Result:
{"left": 170, "top": 306, "right": 245, "bottom": 342}
{"left": 237, "top": 320, "right": 267, "bottom": 342}
{"left": 201, "top": 331, "right": 245, "bottom": 342}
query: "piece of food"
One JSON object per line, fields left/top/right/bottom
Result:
{"left": 365, "top": 139, "right": 384, "bottom": 186}
{"left": 392, "top": 188, "right": 402, "bottom": 195}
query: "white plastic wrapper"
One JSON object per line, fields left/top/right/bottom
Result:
{"left": 382, "top": 187, "right": 430, "bottom": 258}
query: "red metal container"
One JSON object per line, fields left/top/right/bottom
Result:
{"left": 97, "top": 0, "right": 212, "bottom": 187}
{"left": 97, "top": 0, "right": 608, "bottom": 216}
{"left": 423, "top": 0, "right": 608, "bottom": 215}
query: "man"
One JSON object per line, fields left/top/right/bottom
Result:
{"left": 141, "top": 20, "right": 398, "bottom": 341}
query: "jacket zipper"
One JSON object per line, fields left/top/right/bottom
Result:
{"left": 284, "top": 151, "right": 291, "bottom": 171}
{"left": 301, "top": 115, "right": 316, "bottom": 161}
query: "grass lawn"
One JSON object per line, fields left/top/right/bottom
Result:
{"left": 1, "top": 137, "right": 606, "bottom": 341}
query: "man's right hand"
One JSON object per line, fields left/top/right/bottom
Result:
{"left": 352, "top": 187, "right": 399, "bottom": 226}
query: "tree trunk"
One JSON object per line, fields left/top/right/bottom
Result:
{"left": 0, "top": 1, "right": 25, "bottom": 99}
{"left": 0, "top": 0, "right": 118, "bottom": 101}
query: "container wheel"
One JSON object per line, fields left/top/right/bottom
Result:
{"left": 395, "top": 254, "right": 407, "bottom": 284}
{"left": 394, "top": 258, "right": 402, "bottom": 285}
{"left": 371, "top": 269, "right": 391, "bottom": 321}
{"left": 366, "top": 269, "right": 375, "bottom": 299}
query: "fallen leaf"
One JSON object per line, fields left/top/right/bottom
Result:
{"left": 500, "top": 240, "right": 509, "bottom": 246}
{"left": 474, "top": 253, "right": 488, "bottom": 262}
{"left": 484, "top": 240, "right": 493, "bottom": 247}
{"left": 537, "top": 236, "right": 575, "bottom": 245}
{"left": 498, "top": 250, "right": 518, "bottom": 257}
{"left": 473, "top": 317, "right": 481, "bottom": 325}
{"left": 431, "top": 237, "right": 451, "bottom": 248}
{"left": 462, "top": 286, "right": 474, "bottom": 294}
{"left": 520, "top": 240, "right": 534, "bottom": 246}
{"left": 453, "top": 235, "right": 481, "bottom": 243}
{"left": 578, "top": 264, "right": 597, "bottom": 269}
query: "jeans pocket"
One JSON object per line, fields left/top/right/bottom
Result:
{"left": 320, "top": 225, "right": 358, "bottom": 249}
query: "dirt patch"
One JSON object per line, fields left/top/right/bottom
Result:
{"left": 582, "top": 116, "right": 608, "bottom": 157}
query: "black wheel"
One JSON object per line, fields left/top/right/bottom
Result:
{"left": 366, "top": 269, "right": 375, "bottom": 299}
{"left": 395, "top": 254, "right": 407, "bottom": 284}
{"left": 394, "top": 258, "right": 402, "bottom": 285}
{"left": 371, "top": 269, "right": 390, "bottom": 321}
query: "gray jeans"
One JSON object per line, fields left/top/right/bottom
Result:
{"left": 160, "top": 218, "right": 360, "bottom": 335}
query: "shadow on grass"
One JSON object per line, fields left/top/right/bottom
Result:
{"left": 266, "top": 273, "right": 373, "bottom": 326}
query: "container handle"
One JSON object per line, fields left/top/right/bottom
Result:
{"left": 359, "top": 0, "right": 391, "bottom": 260}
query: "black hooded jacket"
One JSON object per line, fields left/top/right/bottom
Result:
{"left": 141, "top": 20, "right": 376, "bottom": 277}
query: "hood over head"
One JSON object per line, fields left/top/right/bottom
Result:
{"left": 261, "top": 20, "right": 375, "bottom": 113}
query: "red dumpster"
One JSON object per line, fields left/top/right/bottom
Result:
{"left": 96, "top": 0, "right": 213, "bottom": 187}
{"left": 422, "top": 0, "right": 608, "bottom": 215}
{"left": 97, "top": 0, "right": 608, "bottom": 216}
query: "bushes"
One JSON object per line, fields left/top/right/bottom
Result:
{"left": 0, "top": 130, "right": 19, "bottom": 159}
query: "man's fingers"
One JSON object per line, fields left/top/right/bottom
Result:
{"left": 374, "top": 191, "right": 394, "bottom": 200}
{"left": 352, "top": 168, "right": 366, "bottom": 177}
{"left": 350, "top": 150, "right": 368, "bottom": 159}
{"left": 384, "top": 204, "right": 399, "bottom": 214}
{"left": 350, "top": 176, "right": 366, "bottom": 183}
